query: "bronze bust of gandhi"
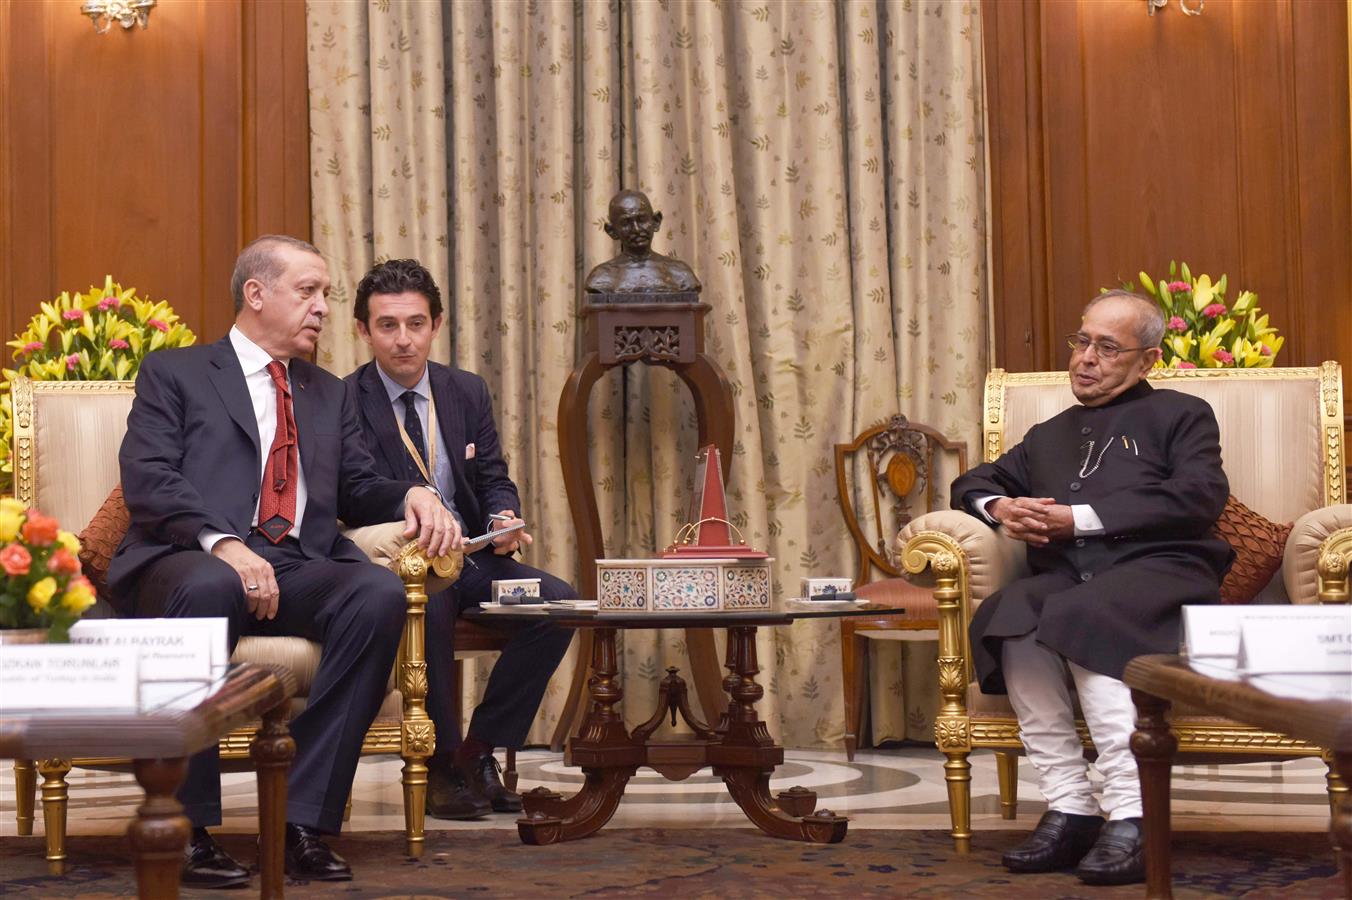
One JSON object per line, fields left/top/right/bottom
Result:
{"left": 584, "top": 190, "right": 701, "bottom": 297}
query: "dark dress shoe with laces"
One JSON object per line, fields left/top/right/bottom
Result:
{"left": 1002, "top": 810, "right": 1104, "bottom": 873}
{"left": 182, "top": 827, "right": 250, "bottom": 889}
{"left": 284, "top": 823, "right": 352, "bottom": 882}
{"left": 427, "top": 761, "right": 493, "bottom": 819}
{"left": 464, "top": 752, "right": 523, "bottom": 813}
{"left": 1076, "top": 816, "right": 1145, "bottom": 885}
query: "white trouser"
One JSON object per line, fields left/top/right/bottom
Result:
{"left": 1002, "top": 632, "right": 1142, "bottom": 819}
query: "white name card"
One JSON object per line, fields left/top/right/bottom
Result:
{"left": 69, "top": 618, "right": 228, "bottom": 681}
{"left": 0, "top": 644, "right": 140, "bottom": 712}
{"left": 1238, "top": 613, "right": 1352, "bottom": 674}
{"left": 1182, "top": 605, "right": 1351, "bottom": 660}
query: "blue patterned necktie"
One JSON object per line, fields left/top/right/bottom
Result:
{"left": 400, "top": 391, "right": 429, "bottom": 476}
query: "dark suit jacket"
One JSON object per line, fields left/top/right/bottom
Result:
{"left": 109, "top": 337, "right": 416, "bottom": 612}
{"left": 345, "top": 361, "right": 521, "bottom": 534}
{"left": 950, "top": 380, "right": 1233, "bottom": 690}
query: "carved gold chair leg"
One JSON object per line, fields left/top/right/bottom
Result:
{"left": 38, "top": 758, "right": 72, "bottom": 875}
{"left": 14, "top": 760, "right": 36, "bottom": 836}
{"left": 1325, "top": 749, "right": 1348, "bottom": 819}
{"left": 943, "top": 750, "right": 973, "bottom": 853}
{"left": 995, "top": 751, "right": 1019, "bottom": 820}
{"left": 394, "top": 543, "right": 438, "bottom": 859}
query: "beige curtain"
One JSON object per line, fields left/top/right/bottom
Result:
{"left": 308, "top": 0, "right": 987, "bottom": 750}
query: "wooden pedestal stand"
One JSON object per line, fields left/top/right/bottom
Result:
{"left": 554, "top": 299, "right": 736, "bottom": 750}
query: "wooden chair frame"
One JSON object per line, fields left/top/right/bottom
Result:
{"left": 834, "top": 414, "right": 966, "bottom": 759}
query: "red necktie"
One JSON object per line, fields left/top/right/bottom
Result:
{"left": 257, "top": 361, "right": 298, "bottom": 543}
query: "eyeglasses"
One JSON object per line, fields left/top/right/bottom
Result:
{"left": 1066, "top": 334, "right": 1150, "bottom": 361}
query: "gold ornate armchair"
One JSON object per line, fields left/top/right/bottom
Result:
{"left": 898, "top": 363, "right": 1350, "bottom": 851}
{"left": 9, "top": 376, "right": 459, "bottom": 864}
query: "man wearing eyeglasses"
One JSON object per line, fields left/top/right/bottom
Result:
{"left": 949, "top": 290, "right": 1232, "bottom": 886}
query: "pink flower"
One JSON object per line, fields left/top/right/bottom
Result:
{"left": 1202, "top": 303, "right": 1226, "bottom": 318}
{"left": 1167, "top": 316, "right": 1186, "bottom": 332}
{"left": 62, "top": 309, "right": 84, "bottom": 321}
{"left": 48, "top": 547, "right": 80, "bottom": 575}
{"left": 97, "top": 295, "right": 120, "bottom": 310}
{"left": 0, "top": 543, "right": 32, "bottom": 576}
{"left": 1176, "top": 361, "right": 1197, "bottom": 369}
{"left": 65, "top": 353, "right": 79, "bottom": 370}
{"left": 108, "top": 338, "right": 130, "bottom": 350}
{"left": 148, "top": 319, "right": 169, "bottom": 332}
{"left": 1213, "top": 349, "right": 1234, "bottom": 364}
{"left": 1167, "top": 281, "right": 1190, "bottom": 293}
{"left": 1260, "top": 345, "right": 1272, "bottom": 356}
{"left": 21, "top": 340, "right": 43, "bottom": 354}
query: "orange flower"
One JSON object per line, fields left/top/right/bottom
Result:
{"left": 0, "top": 542, "right": 32, "bottom": 576}
{"left": 21, "top": 511, "right": 60, "bottom": 546}
{"left": 49, "top": 547, "right": 81, "bottom": 575}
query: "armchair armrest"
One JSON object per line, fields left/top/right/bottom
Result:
{"left": 898, "top": 510, "right": 1029, "bottom": 611}
{"left": 1282, "top": 505, "right": 1352, "bottom": 605}
{"left": 343, "top": 521, "right": 464, "bottom": 595}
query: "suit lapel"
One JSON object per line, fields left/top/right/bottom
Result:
{"left": 207, "top": 338, "right": 260, "bottom": 455}
{"left": 431, "top": 364, "right": 467, "bottom": 489}
{"left": 289, "top": 362, "right": 317, "bottom": 477}
{"left": 359, "top": 363, "right": 414, "bottom": 478}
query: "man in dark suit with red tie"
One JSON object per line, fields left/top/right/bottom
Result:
{"left": 111, "top": 235, "right": 459, "bottom": 887}
{"left": 343, "top": 259, "right": 574, "bottom": 820}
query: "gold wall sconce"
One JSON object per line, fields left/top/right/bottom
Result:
{"left": 1147, "top": 0, "right": 1203, "bottom": 15}
{"left": 80, "top": 0, "right": 156, "bottom": 34}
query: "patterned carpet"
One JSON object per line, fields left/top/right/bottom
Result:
{"left": 0, "top": 828, "right": 1342, "bottom": 898}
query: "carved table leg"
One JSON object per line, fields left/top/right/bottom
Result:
{"left": 1130, "top": 688, "right": 1177, "bottom": 900}
{"left": 518, "top": 627, "right": 638, "bottom": 844}
{"left": 251, "top": 700, "right": 295, "bottom": 900}
{"left": 38, "top": 758, "right": 72, "bottom": 874}
{"left": 129, "top": 757, "right": 190, "bottom": 900}
{"left": 14, "top": 760, "right": 36, "bottom": 836}
{"left": 711, "top": 626, "right": 847, "bottom": 843}
{"left": 1331, "top": 750, "right": 1352, "bottom": 899}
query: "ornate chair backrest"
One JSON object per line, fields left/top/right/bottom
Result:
{"left": 988, "top": 363, "right": 1345, "bottom": 600}
{"left": 836, "top": 415, "right": 968, "bottom": 584}
{"left": 11, "top": 378, "right": 135, "bottom": 530}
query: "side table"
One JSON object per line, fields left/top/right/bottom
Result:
{"left": 474, "top": 604, "right": 892, "bottom": 845}
{"left": 1, "top": 662, "right": 296, "bottom": 899}
{"left": 1124, "top": 654, "right": 1352, "bottom": 900}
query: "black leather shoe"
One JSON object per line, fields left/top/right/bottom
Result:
{"left": 427, "top": 761, "right": 492, "bottom": 820}
{"left": 283, "top": 823, "right": 352, "bottom": 882}
{"left": 182, "top": 827, "right": 250, "bottom": 889}
{"left": 1076, "top": 817, "right": 1145, "bottom": 885}
{"left": 464, "top": 752, "right": 523, "bottom": 813}
{"left": 1002, "top": 810, "right": 1104, "bottom": 873}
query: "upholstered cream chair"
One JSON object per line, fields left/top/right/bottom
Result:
{"left": 898, "top": 363, "right": 1350, "bottom": 852}
{"left": 9, "top": 376, "right": 460, "bottom": 863}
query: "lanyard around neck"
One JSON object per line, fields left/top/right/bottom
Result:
{"left": 395, "top": 392, "right": 438, "bottom": 488}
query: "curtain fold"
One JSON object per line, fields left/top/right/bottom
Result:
{"left": 307, "top": 0, "right": 986, "bottom": 750}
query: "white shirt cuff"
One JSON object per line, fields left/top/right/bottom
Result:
{"left": 972, "top": 494, "right": 1003, "bottom": 526}
{"left": 1071, "top": 504, "right": 1105, "bottom": 536}
{"left": 198, "top": 528, "right": 240, "bottom": 554}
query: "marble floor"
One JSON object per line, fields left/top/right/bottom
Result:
{"left": 0, "top": 746, "right": 1334, "bottom": 838}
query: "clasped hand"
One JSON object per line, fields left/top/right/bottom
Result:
{"left": 989, "top": 496, "right": 1075, "bottom": 546}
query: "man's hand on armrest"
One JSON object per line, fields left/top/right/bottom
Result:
{"left": 403, "top": 486, "right": 463, "bottom": 557}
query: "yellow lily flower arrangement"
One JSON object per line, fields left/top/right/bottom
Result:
{"left": 1, "top": 277, "right": 196, "bottom": 495}
{"left": 1125, "top": 262, "right": 1284, "bottom": 369}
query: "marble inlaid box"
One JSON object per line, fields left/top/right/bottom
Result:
{"left": 596, "top": 558, "right": 775, "bottom": 612}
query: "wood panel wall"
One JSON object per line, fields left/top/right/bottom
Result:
{"left": 0, "top": 0, "right": 309, "bottom": 347}
{"left": 984, "top": 0, "right": 1352, "bottom": 410}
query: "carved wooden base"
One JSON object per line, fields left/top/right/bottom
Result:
{"left": 38, "top": 758, "right": 71, "bottom": 874}
{"left": 250, "top": 702, "right": 294, "bottom": 899}
{"left": 519, "top": 625, "right": 849, "bottom": 845}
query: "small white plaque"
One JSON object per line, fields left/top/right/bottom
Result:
{"left": 70, "top": 618, "right": 227, "bottom": 681}
{"left": 0, "top": 644, "right": 140, "bottom": 712}
{"left": 1237, "top": 612, "right": 1352, "bottom": 674}
{"left": 801, "top": 577, "right": 853, "bottom": 600}
{"left": 1182, "top": 605, "right": 1351, "bottom": 660}
{"left": 491, "top": 579, "right": 542, "bottom": 603}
